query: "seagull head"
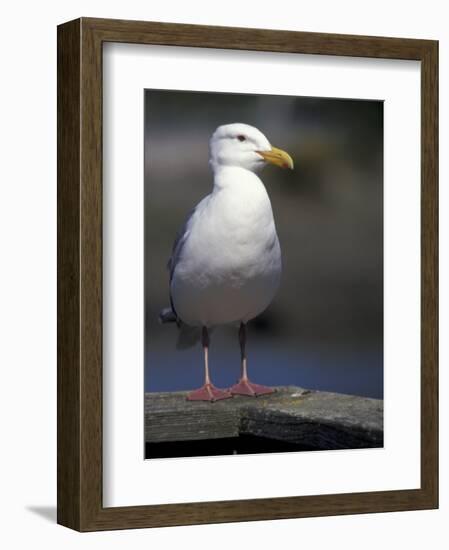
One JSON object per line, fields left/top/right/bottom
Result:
{"left": 209, "top": 123, "right": 294, "bottom": 173}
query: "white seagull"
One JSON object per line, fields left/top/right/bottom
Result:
{"left": 160, "top": 123, "right": 294, "bottom": 402}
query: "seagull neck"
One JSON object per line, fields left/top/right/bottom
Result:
{"left": 212, "top": 165, "right": 262, "bottom": 191}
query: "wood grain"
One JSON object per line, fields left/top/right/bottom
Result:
{"left": 57, "top": 18, "right": 81, "bottom": 531}
{"left": 57, "top": 17, "right": 438, "bottom": 531}
{"left": 420, "top": 40, "right": 439, "bottom": 504}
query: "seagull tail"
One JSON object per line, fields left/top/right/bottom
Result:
{"left": 175, "top": 325, "right": 201, "bottom": 350}
{"left": 158, "top": 307, "right": 201, "bottom": 349}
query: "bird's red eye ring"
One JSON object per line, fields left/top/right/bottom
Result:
{"left": 237, "top": 135, "right": 246, "bottom": 142}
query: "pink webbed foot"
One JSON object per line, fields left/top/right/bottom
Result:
{"left": 186, "top": 383, "right": 232, "bottom": 402}
{"left": 229, "top": 379, "right": 276, "bottom": 397}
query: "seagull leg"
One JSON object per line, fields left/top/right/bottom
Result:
{"left": 229, "top": 323, "right": 275, "bottom": 397}
{"left": 187, "top": 327, "right": 232, "bottom": 402}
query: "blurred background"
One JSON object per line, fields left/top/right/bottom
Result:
{"left": 144, "top": 90, "right": 383, "bottom": 399}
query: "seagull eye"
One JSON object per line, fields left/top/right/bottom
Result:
{"left": 237, "top": 135, "right": 246, "bottom": 142}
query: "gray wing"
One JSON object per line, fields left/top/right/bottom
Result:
{"left": 163, "top": 197, "right": 208, "bottom": 347}
{"left": 167, "top": 194, "right": 209, "bottom": 282}
{"left": 167, "top": 205, "right": 197, "bottom": 283}
{"left": 167, "top": 196, "right": 210, "bottom": 322}
{"left": 166, "top": 200, "right": 204, "bottom": 320}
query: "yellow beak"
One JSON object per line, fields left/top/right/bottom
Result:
{"left": 257, "top": 146, "right": 294, "bottom": 170}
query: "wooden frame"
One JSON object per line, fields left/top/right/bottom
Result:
{"left": 57, "top": 17, "right": 438, "bottom": 531}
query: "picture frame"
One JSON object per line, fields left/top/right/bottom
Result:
{"left": 57, "top": 17, "right": 438, "bottom": 531}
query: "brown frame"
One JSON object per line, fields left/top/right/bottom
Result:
{"left": 57, "top": 17, "right": 438, "bottom": 531}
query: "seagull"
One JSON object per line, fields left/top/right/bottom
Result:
{"left": 159, "top": 123, "right": 294, "bottom": 402}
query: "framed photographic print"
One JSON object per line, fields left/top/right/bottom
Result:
{"left": 57, "top": 17, "right": 438, "bottom": 531}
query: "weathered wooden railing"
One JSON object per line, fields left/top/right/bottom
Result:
{"left": 145, "top": 386, "right": 383, "bottom": 458}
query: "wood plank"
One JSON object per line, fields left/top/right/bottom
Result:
{"left": 145, "top": 386, "right": 383, "bottom": 450}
